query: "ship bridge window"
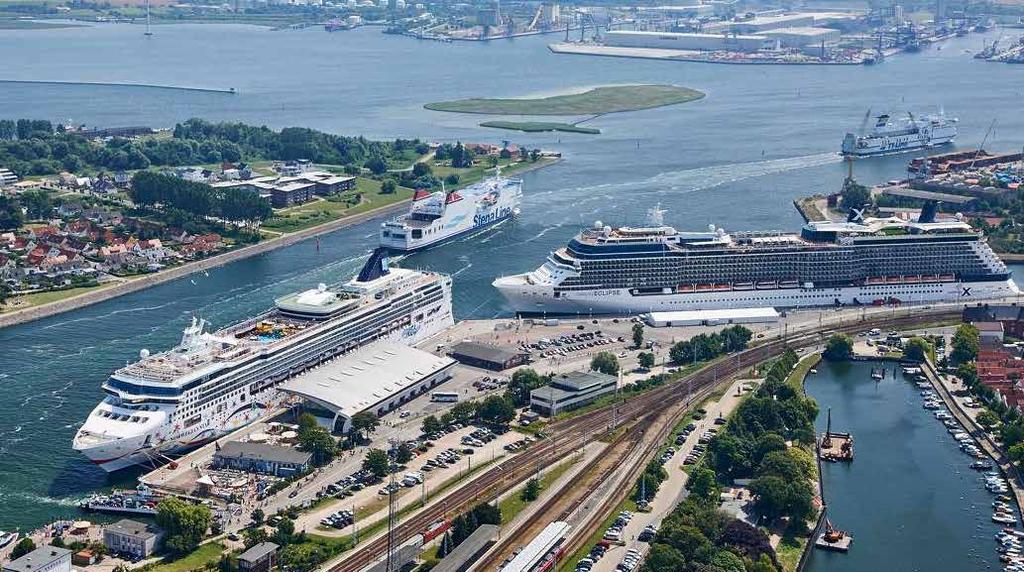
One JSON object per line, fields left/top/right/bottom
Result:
{"left": 412, "top": 229, "right": 423, "bottom": 239}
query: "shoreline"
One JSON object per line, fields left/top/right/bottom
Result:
{"left": 0, "top": 79, "right": 236, "bottom": 94}
{"left": 0, "top": 158, "right": 559, "bottom": 330}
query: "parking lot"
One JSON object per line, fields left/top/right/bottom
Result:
{"left": 292, "top": 424, "right": 528, "bottom": 536}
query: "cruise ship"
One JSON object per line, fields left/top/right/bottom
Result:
{"left": 73, "top": 250, "right": 453, "bottom": 472}
{"left": 493, "top": 205, "right": 1018, "bottom": 315}
{"left": 379, "top": 169, "right": 522, "bottom": 251}
{"left": 842, "top": 111, "right": 958, "bottom": 156}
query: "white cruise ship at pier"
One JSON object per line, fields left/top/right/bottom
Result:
{"left": 73, "top": 250, "right": 453, "bottom": 472}
{"left": 494, "top": 205, "right": 1017, "bottom": 315}
{"left": 379, "top": 169, "right": 522, "bottom": 251}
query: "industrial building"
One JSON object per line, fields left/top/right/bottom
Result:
{"left": 641, "top": 307, "right": 780, "bottom": 327}
{"left": 760, "top": 26, "right": 840, "bottom": 47}
{"left": 635, "top": 4, "right": 716, "bottom": 18}
{"left": 728, "top": 13, "right": 815, "bottom": 33}
{"left": 281, "top": 340, "right": 457, "bottom": 432}
{"left": 448, "top": 341, "right": 530, "bottom": 371}
{"left": 103, "top": 519, "right": 163, "bottom": 559}
{"left": 3, "top": 547, "right": 72, "bottom": 572}
{"left": 212, "top": 441, "right": 313, "bottom": 477}
{"left": 602, "top": 30, "right": 772, "bottom": 53}
{"left": 530, "top": 370, "right": 618, "bottom": 416}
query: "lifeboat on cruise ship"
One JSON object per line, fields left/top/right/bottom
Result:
{"left": 676, "top": 284, "right": 696, "bottom": 293}
{"left": 733, "top": 282, "right": 755, "bottom": 290}
{"left": 866, "top": 277, "right": 886, "bottom": 285}
{"left": 923, "top": 273, "right": 941, "bottom": 283}
{"left": 939, "top": 274, "right": 956, "bottom": 282}
{"left": 886, "top": 276, "right": 903, "bottom": 284}
{"left": 779, "top": 280, "right": 799, "bottom": 288}
{"left": 713, "top": 283, "right": 731, "bottom": 291}
{"left": 905, "top": 275, "right": 922, "bottom": 283}
{"left": 755, "top": 281, "right": 778, "bottom": 289}
{"left": 695, "top": 284, "right": 714, "bottom": 291}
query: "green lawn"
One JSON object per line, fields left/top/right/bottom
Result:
{"left": 147, "top": 543, "right": 224, "bottom": 572}
{"left": 0, "top": 18, "right": 83, "bottom": 29}
{"left": 777, "top": 531, "right": 808, "bottom": 572}
{"left": 786, "top": 354, "right": 822, "bottom": 392}
{"left": 262, "top": 178, "right": 413, "bottom": 234}
{"left": 480, "top": 121, "right": 601, "bottom": 135}
{"left": 1, "top": 284, "right": 107, "bottom": 314}
{"left": 425, "top": 85, "right": 705, "bottom": 116}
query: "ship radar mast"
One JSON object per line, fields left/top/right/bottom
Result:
{"left": 646, "top": 203, "right": 666, "bottom": 227}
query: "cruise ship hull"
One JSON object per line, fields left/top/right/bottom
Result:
{"left": 494, "top": 276, "right": 1019, "bottom": 315}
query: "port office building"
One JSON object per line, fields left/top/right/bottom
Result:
{"left": 642, "top": 307, "right": 780, "bottom": 328}
{"left": 103, "top": 519, "right": 163, "bottom": 559}
{"left": 530, "top": 371, "right": 618, "bottom": 416}
{"left": 281, "top": 340, "right": 457, "bottom": 433}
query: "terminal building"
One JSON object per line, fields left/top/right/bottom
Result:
{"left": 530, "top": 371, "right": 618, "bottom": 416}
{"left": 641, "top": 307, "right": 779, "bottom": 328}
{"left": 760, "top": 26, "right": 840, "bottom": 48}
{"left": 212, "top": 441, "right": 313, "bottom": 477}
{"left": 281, "top": 340, "right": 457, "bottom": 433}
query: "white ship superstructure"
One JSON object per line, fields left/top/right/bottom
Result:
{"left": 73, "top": 250, "right": 453, "bottom": 471}
{"left": 380, "top": 169, "right": 522, "bottom": 251}
{"left": 842, "top": 111, "right": 958, "bottom": 156}
{"left": 494, "top": 205, "right": 1018, "bottom": 315}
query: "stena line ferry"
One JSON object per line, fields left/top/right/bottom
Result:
{"left": 379, "top": 168, "right": 522, "bottom": 251}
{"left": 493, "top": 204, "right": 1018, "bottom": 315}
{"left": 73, "top": 249, "right": 453, "bottom": 471}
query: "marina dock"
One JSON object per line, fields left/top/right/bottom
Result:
{"left": 815, "top": 519, "right": 854, "bottom": 552}
{"left": 819, "top": 408, "right": 854, "bottom": 462}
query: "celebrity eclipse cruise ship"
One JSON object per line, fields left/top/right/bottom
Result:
{"left": 73, "top": 249, "right": 453, "bottom": 471}
{"left": 493, "top": 205, "right": 1017, "bottom": 315}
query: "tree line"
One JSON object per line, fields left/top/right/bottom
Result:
{"left": 669, "top": 325, "right": 753, "bottom": 365}
{"left": 642, "top": 348, "right": 818, "bottom": 572}
{"left": 0, "top": 117, "right": 424, "bottom": 178}
{"left": 131, "top": 171, "right": 272, "bottom": 227}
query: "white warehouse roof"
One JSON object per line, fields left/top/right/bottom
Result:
{"left": 280, "top": 340, "right": 456, "bottom": 418}
{"left": 643, "top": 307, "right": 780, "bottom": 326}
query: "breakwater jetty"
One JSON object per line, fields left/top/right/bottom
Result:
{"left": 0, "top": 79, "right": 237, "bottom": 94}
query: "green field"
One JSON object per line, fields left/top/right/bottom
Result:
{"left": 146, "top": 543, "right": 225, "bottom": 572}
{"left": 0, "top": 18, "right": 83, "bottom": 29}
{"left": 425, "top": 85, "right": 705, "bottom": 116}
{"left": 480, "top": 121, "right": 601, "bottom": 135}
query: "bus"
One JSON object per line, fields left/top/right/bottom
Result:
{"left": 431, "top": 391, "right": 459, "bottom": 403}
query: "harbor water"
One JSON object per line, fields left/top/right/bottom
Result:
{"left": 1, "top": 23, "right": 1024, "bottom": 531}
{"left": 805, "top": 359, "right": 1008, "bottom": 571}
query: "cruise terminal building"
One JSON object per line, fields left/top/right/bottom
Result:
{"left": 280, "top": 340, "right": 456, "bottom": 433}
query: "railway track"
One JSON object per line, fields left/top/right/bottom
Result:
{"left": 324, "top": 308, "right": 960, "bottom": 572}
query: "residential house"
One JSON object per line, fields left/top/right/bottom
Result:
{"left": 57, "top": 202, "right": 84, "bottom": 218}
{"left": 113, "top": 171, "right": 132, "bottom": 188}
{"left": 133, "top": 239, "right": 168, "bottom": 263}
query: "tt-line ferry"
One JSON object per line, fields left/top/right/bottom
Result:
{"left": 493, "top": 204, "right": 1018, "bottom": 315}
{"left": 842, "top": 111, "right": 958, "bottom": 157}
{"left": 73, "top": 249, "right": 454, "bottom": 471}
{"left": 379, "top": 168, "right": 522, "bottom": 251}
